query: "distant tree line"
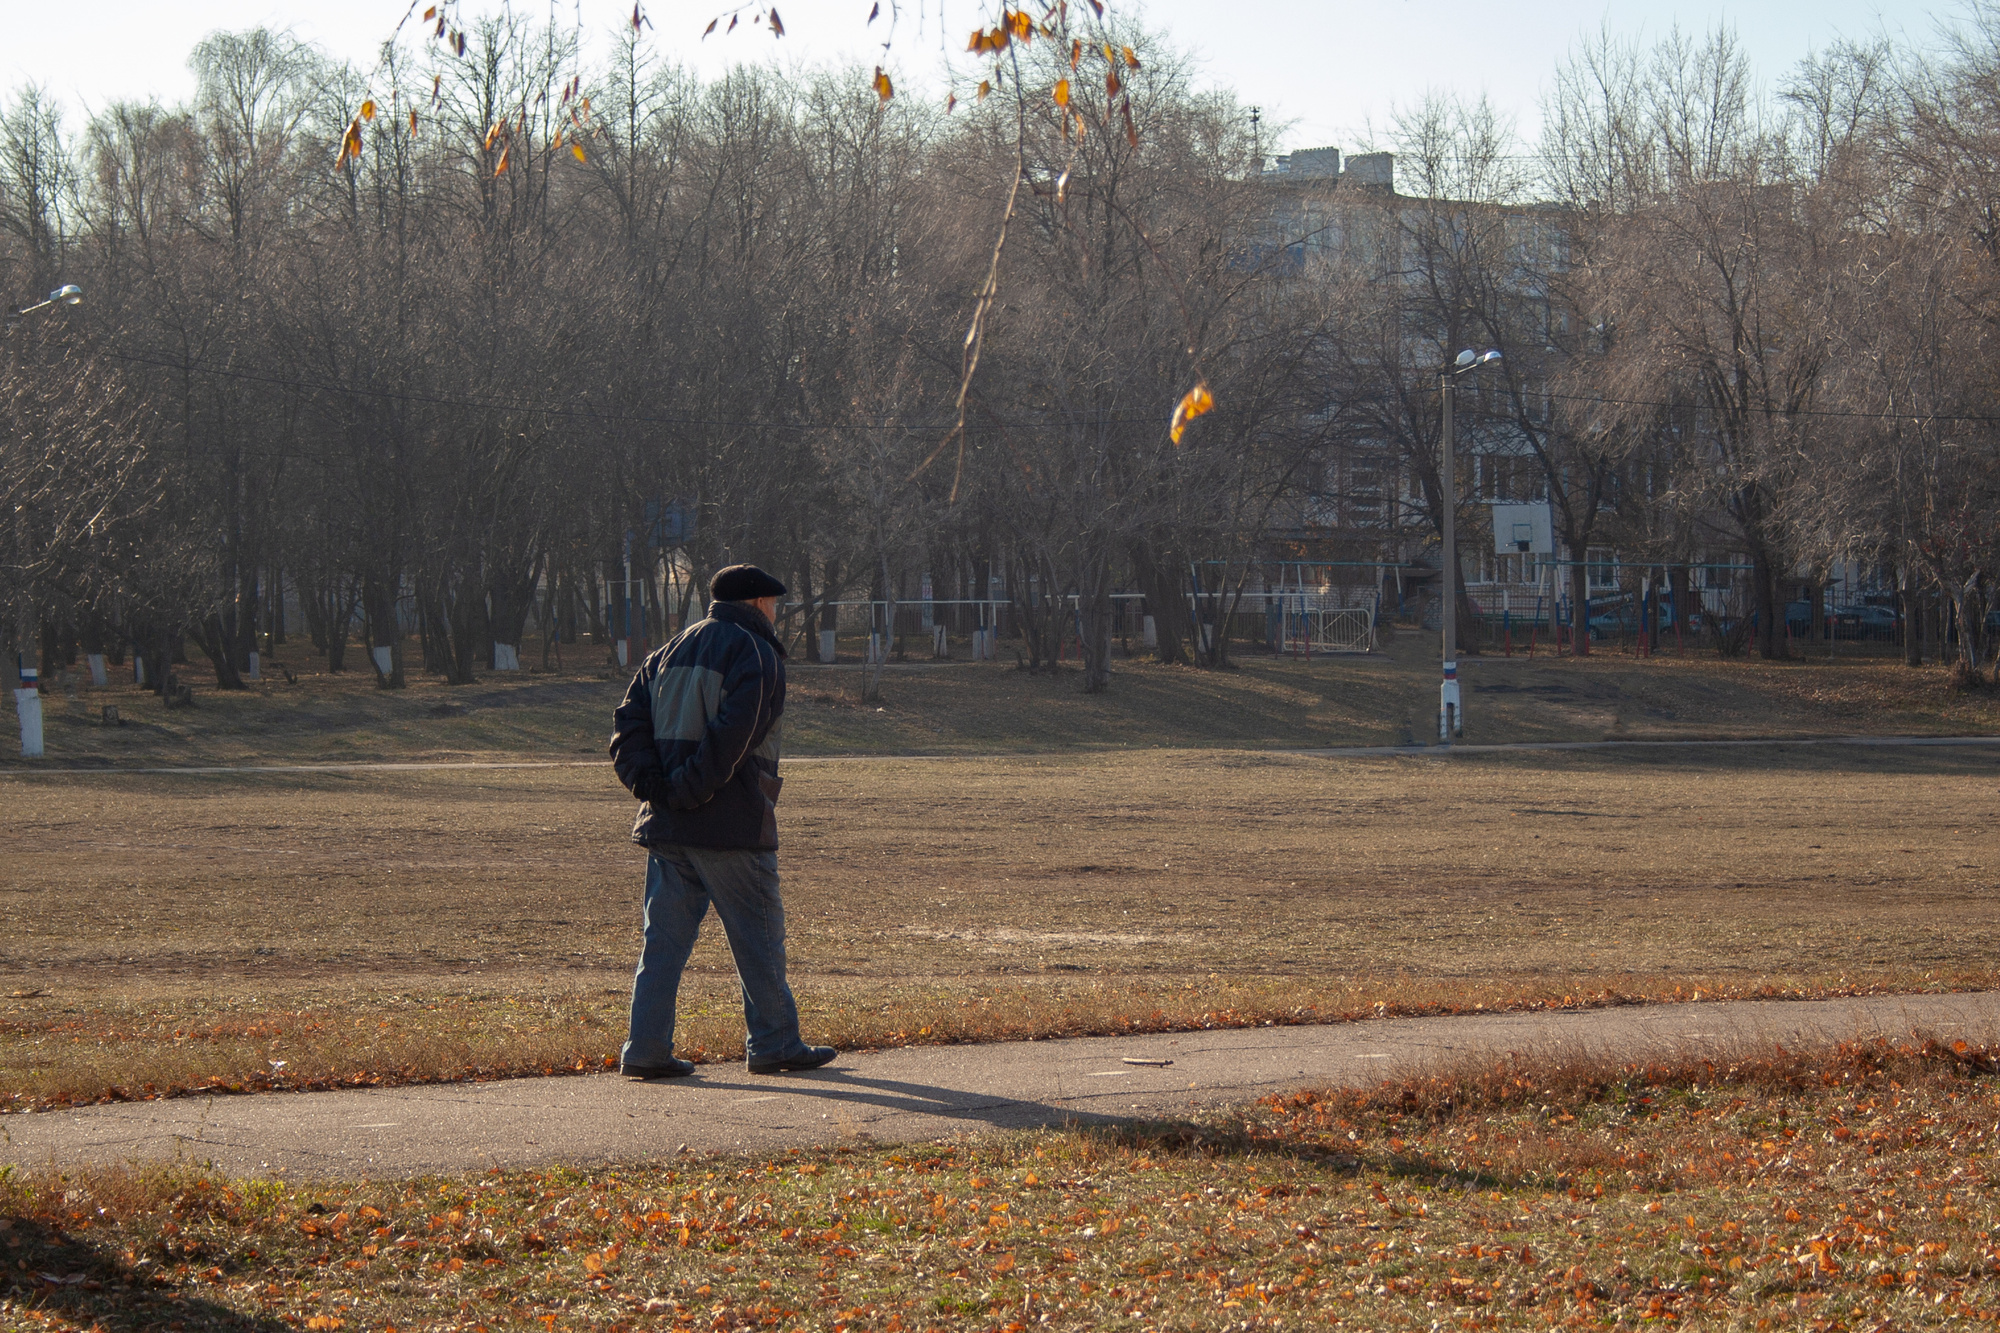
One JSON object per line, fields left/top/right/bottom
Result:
{"left": 3, "top": 9, "right": 1998, "bottom": 694}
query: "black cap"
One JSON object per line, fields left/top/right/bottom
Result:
{"left": 710, "top": 564, "right": 787, "bottom": 602}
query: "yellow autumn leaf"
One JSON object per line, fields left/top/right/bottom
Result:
{"left": 494, "top": 144, "right": 510, "bottom": 175}
{"left": 1169, "top": 382, "right": 1214, "bottom": 444}
{"left": 873, "top": 67, "right": 893, "bottom": 102}
{"left": 1070, "top": 38, "right": 1082, "bottom": 70}
{"left": 1123, "top": 45, "right": 1141, "bottom": 69}
{"left": 1053, "top": 79, "right": 1069, "bottom": 108}
{"left": 1106, "top": 68, "right": 1121, "bottom": 98}
{"left": 945, "top": 92, "right": 957, "bottom": 113}
{"left": 359, "top": 99, "right": 376, "bottom": 121}
{"left": 769, "top": 8, "right": 784, "bottom": 36}
{"left": 571, "top": 142, "right": 587, "bottom": 162}
{"left": 977, "top": 80, "right": 992, "bottom": 101}
{"left": 1009, "top": 9, "right": 1031, "bottom": 39}
{"left": 966, "top": 28, "right": 986, "bottom": 52}
{"left": 408, "top": 109, "right": 417, "bottom": 131}
{"left": 422, "top": 5, "right": 436, "bottom": 17}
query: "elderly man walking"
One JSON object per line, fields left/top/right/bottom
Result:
{"left": 608, "top": 564, "right": 835, "bottom": 1078}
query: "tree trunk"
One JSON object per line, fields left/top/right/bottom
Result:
{"left": 190, "top": 613, "right": 249, "bottom": 689}
{"left": 1077, "top": 543, "right": 1115, "bottom": 694}
{"left": 1567, "top": 558, "right": 1591, "bottom": 657}
{"left": 863, "top": 549, "right": 896, "bottom": 703}
{"left": 1900, "top": 569, "right": 1923, "bottom": 667}
{"left": 1454, "top": 561, "right": 1483, "bottom": 657}
{"left": 1129, "top": 540, "right": 1190, "bottom": 664}
{"left": 1950, "top": 577, "right": 1986, "bottom": 686}
{"left": 488, "top": 552, "right": 543, "bottom": 669}
{"left": 362, "top": 571, "right": 406, "bottom": 688}
{"left": 1751, "top": 545, "right": 1782, "bottom": 660}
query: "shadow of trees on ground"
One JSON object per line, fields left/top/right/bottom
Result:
{"left": 2, "top": 1214, "right": 291, "bottom": 1332}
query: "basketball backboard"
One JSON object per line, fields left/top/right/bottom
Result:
{"left": 1489, "top": 501, "right": 1553, "bottom": 556}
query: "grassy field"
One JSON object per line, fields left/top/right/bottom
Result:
{"left": 3, "top": 638, "right": 1998, "bottom": 1329}
{"left": 2, "top": 743, "right": 1995, "bottom": 1109}
{"left": 6, "top": 632, "right": 1999, "bottom": 768}
{"left": 3, "top": 1038, "right": 1996, "bottom": 1331}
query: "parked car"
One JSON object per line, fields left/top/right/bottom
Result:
{"left": 1586, "top": 607, "right": 1636, "bottom": 640}
{"left": 1852, "top": 605, "right": 1900, "bottom": 640}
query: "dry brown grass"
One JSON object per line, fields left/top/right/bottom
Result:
{"left": 2, "top": 744, "right": 1995, "bottom": 1108}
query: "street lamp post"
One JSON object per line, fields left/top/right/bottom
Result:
{"left": 1439, "top": 348, "right": 1501, "bottom": 743}
{"left": 11, "top": 285, "right": 82, "bottom": 319}
{"left": 9, "top": 285, "right": 84, "bottom": 758}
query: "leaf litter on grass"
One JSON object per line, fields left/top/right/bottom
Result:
{"left": 3, "top": 1036, "right": 1996, "bottom": 1330}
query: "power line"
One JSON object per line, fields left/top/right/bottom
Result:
{"left": 1530, "top": 386, "right": 2000, "bottom": 426}
{"left": 101, "top": 347, "right": 1172, "bottom": 433}
{"left": 100, "top": 345, "right": 2000, "bottom": 432}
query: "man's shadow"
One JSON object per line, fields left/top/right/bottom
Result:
{"left": 731, "top": 1066, "right": 1131, "bottom": 1133}
{"left": 2, "top": 1214, "right": 292, "bottom": 1332}
{"left": 705, "top": 1069, "right": 1386, "bottom": 1170}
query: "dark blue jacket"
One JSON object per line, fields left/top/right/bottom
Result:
{"left": 609, "top": 600, "right": 786, "bottom": 850}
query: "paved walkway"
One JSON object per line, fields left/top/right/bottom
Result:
{"left": 4, "top": 993, "right": 1994, "bottom": 1179}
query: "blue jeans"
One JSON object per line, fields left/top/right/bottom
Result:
{"left": 622, "top": 844, "right": 808, "bottom": 1068}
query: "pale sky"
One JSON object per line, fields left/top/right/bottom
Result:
{"left": 7, "top": 0, "right": 1937, "bottom": 156}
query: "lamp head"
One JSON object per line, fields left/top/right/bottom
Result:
{"left": 1454, "top": 349, "right": 1477, "bottom": 368}
{"left": 51, "top": 285, "right": 82, "bottom": 305}
{"left": 1479, "top": 348, "right": 1502, "bottom": 365}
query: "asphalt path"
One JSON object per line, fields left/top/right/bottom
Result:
{"left": 5, "top": 992, "right": 1995, "bottom": 1179}
{"left": 8, "top": 732, "right": 1999, "bottom": 776}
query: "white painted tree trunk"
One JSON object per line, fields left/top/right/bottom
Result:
{"left": 86, "top": 654, "right": 107, "bottom": 687}
{"left": 15, "top": 688, "right": 43, "bottom": 758}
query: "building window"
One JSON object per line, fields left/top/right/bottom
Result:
{"left": 1587, "top": 547, "right": 1618, "bottom": 589}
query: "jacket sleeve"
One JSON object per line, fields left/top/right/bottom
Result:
{"left": 661, "top": 629, "right": 769, "bottom": 811}
{"left": 608, "top": 664, "right": 665, "bottom": 802}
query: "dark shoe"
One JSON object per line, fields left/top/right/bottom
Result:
{"left": 622, "top": 1057, "right": 696, "bottom": 1079}
{"left": 748, "top": 1046, "right": 837, "bottom": 1075}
